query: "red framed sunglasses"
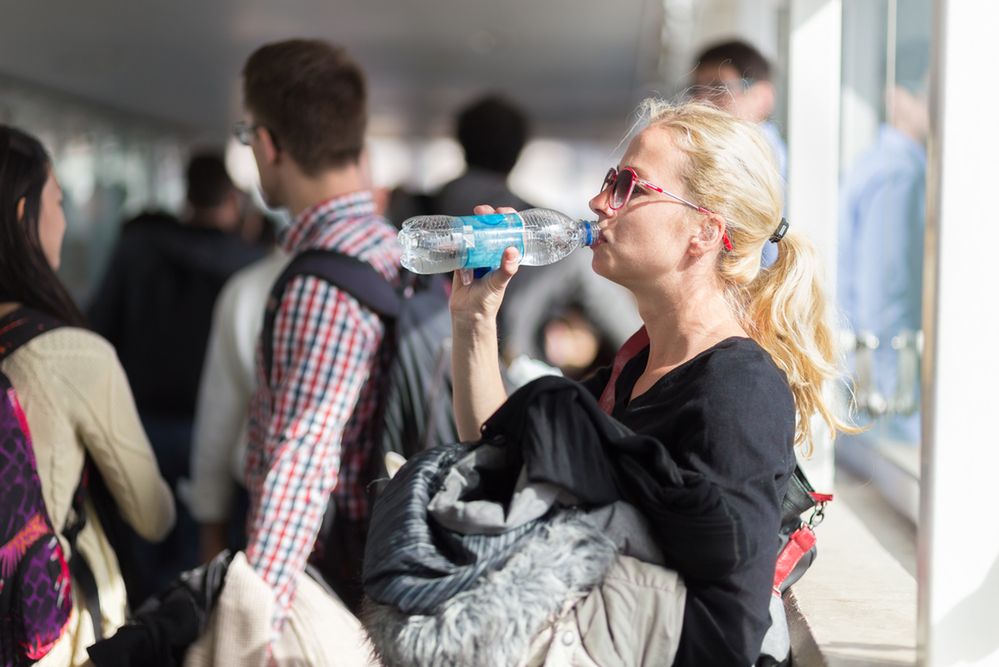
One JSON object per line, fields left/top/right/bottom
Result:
{"left": 600, "top": 166, "right": 732, "bottom": 251}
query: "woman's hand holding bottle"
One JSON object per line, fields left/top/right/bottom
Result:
{"left": 449, "top": 205, "right": 522, "bottom": 331}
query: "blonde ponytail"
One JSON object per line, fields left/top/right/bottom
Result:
{"left": 743, "top": 233, "right": 853, "bottom": 454}
{"left": 643, "top": 99, "right": 855, "bottom": 453}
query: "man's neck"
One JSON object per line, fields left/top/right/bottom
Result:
{"left": 285, "top": 163, "right": 368, "bottom": 219}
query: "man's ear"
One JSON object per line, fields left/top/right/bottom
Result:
{"left": 689, "top": 214, "right": 727, "bottom": 256}
{"left": 16, "top": 197, "right": 25, "bottom": 222}
{"left": 257, "top": 127, "right": 281, "bottom": 166}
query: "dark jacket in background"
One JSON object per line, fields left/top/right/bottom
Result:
{"left": 88, "top": 213, "right": 264, "bottom": 418}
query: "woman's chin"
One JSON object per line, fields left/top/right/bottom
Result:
{"left": 589, "top": 247, "right": 612, "bottom": 278}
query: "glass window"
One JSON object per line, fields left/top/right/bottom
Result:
{"left": 837, "top": 0, "right": 931, "bottom": 451}
{"left": 0, "top": 76, "right": 188, "bottom": 304}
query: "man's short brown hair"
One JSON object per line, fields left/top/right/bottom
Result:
{"left": 243, "top": 39, "right": 367, "bottom": 174}
{"left": 695, "top": 40, "right": 772, "bottom": 83}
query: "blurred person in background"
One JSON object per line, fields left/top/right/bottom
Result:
{"left": 837, "top": 40, "right": 929, "bottom": 444}
{"left": 87, "top": 151, "right": 264, "bottom": 602}
{"left": 181, "top": 38, "right": 398, "bottom": 665}
{"left": 434, "top": 94, "right": 532, "bottom": 214}
{"left": 691, "top": 39, "right": 786, "bottom": 267}
{"left": 185, "top": 142, "right": 392, "bottom": 582}
{"left": 436, "top": 93, "right": 640, "bottom": 380}
{"left": 180, "top": 217, "right": 288, "bottom": 563}
{"left": 691, "top": 39, "right": 786, "bottom": 181}
{"left": 0, "top": 125, "right": 174, "bottom": 665}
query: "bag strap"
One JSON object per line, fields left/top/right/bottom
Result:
{"left": 0, "top": 307, "right": 63, "bottom": 361}
{"left": 262, "top": 249, "right": 401, "bottom": 382}
{"left": 61, "top": 464, "right": 104, "bottom": 639}
{"left": 0, "top": 308, "right": 104, "bottom": 639}
{"left": 597, "top": 326, "right": 649, "bottom": 414}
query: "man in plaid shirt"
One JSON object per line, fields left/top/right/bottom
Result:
{"left": 235, "top": 39, "right": 400, "bottom": 643}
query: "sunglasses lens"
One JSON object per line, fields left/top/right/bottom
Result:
{"left": 601, "top": 168, "right": 616, "bottom": 193}
{"left": 612, "top": 168, "right": 634, "bottom": 208}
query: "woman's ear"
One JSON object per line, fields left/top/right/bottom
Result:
{"left": 16, "top": 197, "right": 25, "bottom": 222}
{"left": 689, "top": 213, "right": 727, "bottom": 256}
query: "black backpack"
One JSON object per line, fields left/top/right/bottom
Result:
{"left": 261, "top": 249, "right": 458, "bottom": 608}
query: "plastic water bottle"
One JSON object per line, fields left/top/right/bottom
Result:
{"left": 398, "top": 208, "right": 600, "bottom": 274}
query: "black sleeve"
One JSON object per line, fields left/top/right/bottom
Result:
{"left": 612, "top": 436, "right": 749, "bottom": 580}
{"left": 485, "top": 373, "right": 787, "bottom": 581}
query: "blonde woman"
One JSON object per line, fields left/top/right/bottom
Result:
{"left": 445, "top": 101, "right": 850, "bottom": 665}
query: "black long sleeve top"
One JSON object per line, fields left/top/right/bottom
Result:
{"left": 578, "top": 336, "right": 796, "bottom": 665}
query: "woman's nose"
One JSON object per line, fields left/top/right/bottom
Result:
{"left": 589, "top": 188, "right": 614, "bottom": 217}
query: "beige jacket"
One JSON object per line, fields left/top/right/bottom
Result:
{"left": 184, "top": 552, "right": 377, "bottom": 667}
{"left": 522, "top": 555, "right": 686, "bottom": 667}
{"left": 2, "top": 327, "right": 175, "bottom": 666}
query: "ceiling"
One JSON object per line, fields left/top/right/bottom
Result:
{"left": 1, "top": 0, "right": 671, "bottom": 140}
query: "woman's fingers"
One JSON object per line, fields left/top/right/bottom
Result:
{"left": 499, "top": 246, "right": 522, "bottom": 277}
{"left": 461, "top": 205, "right": 522, "bottom": 292}
{"left": 486, "top": 247, "right": 521, "bottom": 294}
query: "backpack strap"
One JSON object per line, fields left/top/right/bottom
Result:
{"left": 61, "top": 465, "right": 104, "bottom": 638}
{"left": 0, "top": 307, "right": 63, "bottom": 360}
{"left": 262, "top": 249, "right": 401, "bottom": 382}
{"left": 0, "top": 308, "right": 104, "bottom": 639}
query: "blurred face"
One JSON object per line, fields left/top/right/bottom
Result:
{"left": 692, "top": 63, "right": 772, "bottom": 123}
{"left": 587, "top": 126, "right": 696, "bottom": 288}
{"left": 36, "top": 170, "right": 67, "bottom": 270}
{"left": 890, "top": 84, "right": 930, "bottom": 143}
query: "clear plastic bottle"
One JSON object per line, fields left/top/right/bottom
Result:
{"left": 398, "top": 208, "right": 600, "bottom": 274}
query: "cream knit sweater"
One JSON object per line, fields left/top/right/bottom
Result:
{"left": 1, "top": 326, "right": 175, "bottom": 666}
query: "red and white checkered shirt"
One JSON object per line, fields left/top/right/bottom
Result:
{"left": 244, "top": 191, "right": 400, "bottom": 636}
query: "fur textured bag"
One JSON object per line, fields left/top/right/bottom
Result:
{"left": 364, "top": 514, "right": 617, "bottom": 667}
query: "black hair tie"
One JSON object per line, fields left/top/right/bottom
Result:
{"left": 770, "top": 218, "right": 789, "bottom": 243}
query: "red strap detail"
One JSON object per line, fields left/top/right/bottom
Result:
{"left": 598, "top": 327, "right": 650, "bottom": 414}
{"left": 810, "top": 492, "right": 834, "bottom": 503}
{"left": 772, "top": 525, "right": 817, "bottom": 593}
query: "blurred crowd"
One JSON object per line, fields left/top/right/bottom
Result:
{"left": 0, "top": 29, "right": 926, "bottom": 667}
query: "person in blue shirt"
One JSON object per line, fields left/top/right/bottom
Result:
{"left": 838, "top": 42, "right": 929, "bottom": 444}
{"left": 691, "top": 40, "right": 786, "bottom": 266}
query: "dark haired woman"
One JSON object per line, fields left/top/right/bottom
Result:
{"left": 0, "top": 125, "right": 174, "bottom": 665}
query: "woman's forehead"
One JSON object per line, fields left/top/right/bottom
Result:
{"left": 624, "top": 126, "right": 677, "bottom": 175}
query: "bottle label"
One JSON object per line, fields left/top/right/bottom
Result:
{"left": 460, "top": 213, "right": 526, "bottom": 269}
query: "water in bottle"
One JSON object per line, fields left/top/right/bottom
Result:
{"left": 398, "top": 208, "right": 600, "bottom": 274}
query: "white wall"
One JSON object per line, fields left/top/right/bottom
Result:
{"left": 918, "top": 1, "right": 999, "bottom": 663}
